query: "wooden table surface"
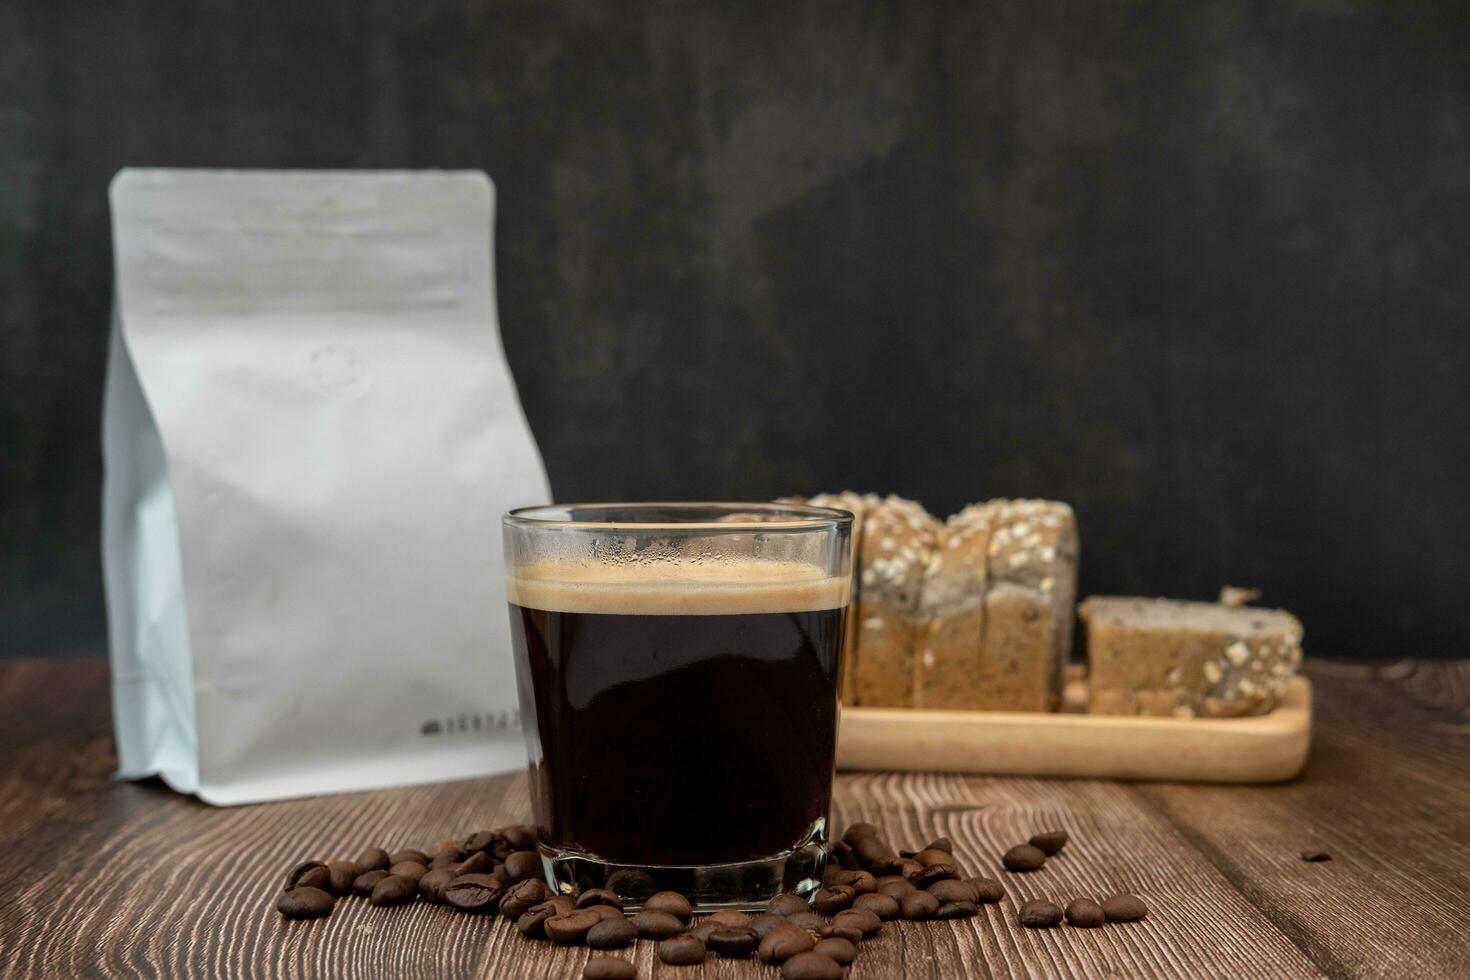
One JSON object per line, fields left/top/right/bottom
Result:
{"left": 1, "top": 658, "right": 1466, "bottom": 979}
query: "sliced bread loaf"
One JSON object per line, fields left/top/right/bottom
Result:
{"left": 1080, "top": 596, "right": 1304, "bottom": 717}
{"left": 853, "top": 495, "right": 938, "bottom": 707}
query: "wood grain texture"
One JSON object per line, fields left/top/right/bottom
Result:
{"left": 0, "top": 659, "right": 1466, "bottom": 979}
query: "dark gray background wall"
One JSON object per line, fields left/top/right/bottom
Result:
{"left": 2, "top": 1, "right": 1467, "bottom": 659}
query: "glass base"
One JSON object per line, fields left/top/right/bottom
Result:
{"left": 540, "top": 818, "right": 827, "bottom": 911}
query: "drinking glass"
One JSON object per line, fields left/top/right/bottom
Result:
{"left": 503, "top": 503, "right": 853, "bottom": 909}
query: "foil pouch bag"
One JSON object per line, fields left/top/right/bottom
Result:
{"left": 102, "top": 169, "right": 549, "bottom": 804}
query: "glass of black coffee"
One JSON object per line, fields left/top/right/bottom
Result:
{"left": 503, "top": 503, "right": 853, "bottom": 910}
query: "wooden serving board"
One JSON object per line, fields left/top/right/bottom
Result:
{"left": 837, "top": 675, "right": 1312, "bottom": 783}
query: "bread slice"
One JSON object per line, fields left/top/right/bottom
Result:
{"left": 852, "top": 495, "right": 938, "bottom": 707}
{"left": 1079, "top": 596, "right": 1304, "bottom": 717}
{"left": 916, "top": 499, "right": 1078, "bottom": 711}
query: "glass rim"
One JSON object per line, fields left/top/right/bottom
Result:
{"left": 504, "top": 501, "right": 854, "bottom": 532}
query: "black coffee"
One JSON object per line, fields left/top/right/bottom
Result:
{"left": 508, "top": 572, "right": 845, "bottom": 867}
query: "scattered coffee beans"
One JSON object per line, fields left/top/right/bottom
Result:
{"left": 811, "top": 887, "right": 858, "bottom": 922}
{"left": 707, "top": 926, "right": 759, "bottom": 958}
{"left": 277, "top": 886, "right": 335, "bottom": 919}
{"left": 355, "top": 847, "right": 390, "bottom": 872}
{"left": 388, "top": 861, "right": 428, "bottom": 882}
{"left": 924, "top": 837, "right": 953, "bottom": 853}
{"left": 879, "top": 880, "right": 914, "bottom": 900}
{"left": 657, "top": 933, "right": 706, "bottom": 965}
{"left": 831, "top": 869, "right": 877, "bottom": 894}
{"left": 352, "top": 869, "right": 389, "bottom": 897}
{"left": 644, "top": 890, "right": 694, "bottom": 922}
{"left": 707, "top": 909, "right": 752, "bottom": 928}
{"left": 575, "top": 888, "right": 623, "bottom": 911}
{"left": 582, "top": 956, "right": 635, "bottom": 980}
{"left": 912, "top": 863, "right": 959, "bottom": 888}
{"left": 630, "top": 910, "right": 684, "bottom": 940}
{"left": 499, "top": 879, "right": 549, "bottom": 920}
{"left": 935, "top": 900, "right": 977, "bottom": 919}
{"left": 820, "top": 922, "right": 864, "bottom": 944}
{"left": 389, "top": 849, "right": 429, "bottom": 867}
{"left": 687, "top": 920, "right": 723, "bottom": 943}
{"left": 544, "top": 909, "right": 600, "bottom": 945}
{"left": 1029, "top": 830, "right": 1068, "bottom": 856}
{"left": 831, "top": 907, "right": 882, "bottom": 937}
{"left": 369, "top": 875, "right": 417, "bottom": 908}
{"left": 429, "top": 851, "right": 458, "bottom": 870}
{"left": 749, "top": 914, "right": 788, "bottom": 939}
{"left": 285, "top": 861, "right": 331, "bottom": 892}
{"left": 1300, "top": 850, "right": 1332, "bottom": 862}
{"left": 1019, "top": 898, "right": 1063, "bottom": 928}
{"left": 461, "top": 832, "right": 498, "bottom": 855}
{"left": 967, "top": 876, "right": 1005, "bottom": 903}
{"left": 813, "top": 936, "right": 856, "bottom": 965}
{"left": 325, "top": 860, "right": 359, "bottom": 895}
{"left": 1065, "top": 897, "right": 1105, "bottom": 928}
{"left": 853, "top": 892, "right": 899, "bottom": 920}
{"left": 912, "top": 847, "right": 954, "bottom": 867}
{"left": 585, "top": 904, "right": 624, "bottom": 923}
{"left": 418, "top": 868, "right": 457, "bottom": 903}
{"left": 788, "top": 911, "right": 827, "bottom": 932}
{"left": 1003, "top": 844, "right": 1047, "bottom": 872}
{"left": 759, "top": 924, "right": 818, "bottom": 963}
{"left": 928, "top": 879, "right": 978, "bottom": 904}
{"left": 457, "top": 851, "right": 493, "bottom": 876}
{"left": 586, "top": 915, "right": 638, "bottom": 949}
{"left": 1101, "top": 893, "right": 1148, "bottom": 923}
{"left": 430, "top": 838, "right": 462, "bottom": 858}
{"left": 769, "top": 892, "right": 812, "bottom": 916}
{"left": 781, "top": 950, "right": 845, "bottom": 980}
{"left": 443, "top": 874, "right": 505, "bottom": 914}
{"left": 504, "top": 851, "right": 540, "bottom": 882}
{"left": 516, "top": 904, "right": 557, "bottom": 939}
{"left": 900, "top": 889, "right": 940, "bottom": 920}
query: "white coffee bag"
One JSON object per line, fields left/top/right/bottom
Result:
{"left": 103, "top": 169, "right": 550, "bottom": 804}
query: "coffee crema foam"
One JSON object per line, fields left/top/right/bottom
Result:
{"left": 507, "top": 561, "right": 849, "bottom": 615}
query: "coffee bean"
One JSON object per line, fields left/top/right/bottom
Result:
{"left": 767, "top": 893, "right": 810, "bottom": 916}
{"left": 831, "top": 870, "right": 877, "bottom": 895}
{"left": 893, "top": 857, "right": 925, "bottom": 878}
{"left": 284, "top": 861, "right": 331, "bottom": 892}
{"left": 787, "top": 912, "right": 826, "bottom": 932}
{"left": 644, "top": 890, "right": 693, "bottom": 923}
{"left": 586, "top": 904, "right": 624, "bottom": 922}
{"left": 830, "top": 907, "right": 882, "bottom": 937}
{"left": 874, "top": 874, "right": 909, "bottom": 888}
{"left": 1019, "top": 898, "right": 1062, "bottom": 928}
{"left": 747, "top": 914, "right": 787, "bottom": 939}
{"left": 354, "top": 847, "right": 390, "bottom": 873}
{"left": 688, "top": 920, "right": 722, "bottom": 943}
{"left": 967, "top": 876, "right": 1005, "bottom": 903}
{"left": 321, "top": 860, "right": 358, "bottom": 895}
{"left": 820, "top": 922, "right": 864, "bottom": 944}
{"left": 1300, "top": 850, "right": 1332, "bottom": 862}
{"left": 1029, "top": 830, "right": 1068, "bottom": 856}
{"left": 829, "top": 839, "right": 857, "bottom": 870}
{"left": 504, "top": 825, "right": 538, "bottom": 851}
{"left": 456, "top": 851, "right": 492, "bottom": 876}
{"left": 500, "top": 879, "right": 550, "bottom": 919}
{"left": 924, "top": 837, "right": 954, "bottom": 853}
{"left": 429, "top": 838, "right": 462, "bottom": 858}
{"left": 461, "top": 831, "right": 499, "bottom": 855}
{"left": 781, "top": 950, "right": 844, "bottom": 980}
{"left": 852, "top": 892, "right": 899, "bottom": 920}
{"left": 603, "top": 869, "right": 657, "bottom": 901}
{"left": 900, "top": 889, "right": 940, "bottom": 920}
{"left": 912, "top": 864, "right": 959, "bottom": 888}
{"left": 370, "top": 875, "right": 417, "bottom": 907}
{"left": 1065, "top": 897, "right": 1105, "bottom": 927}
{"left": 657, "top": 933, "right": 706, "bottom": 966}
{"left": 913, "top": 847, "right": 954, "bottom": 867}
{"left": 418, "top": 868, "right": 457, "bottom": 903}
{"left": 1002, "top": 844, "right": 1047, "bottom": 872}
{"left": 813, "top": 936, "right": 856, "bottom": 965}
{"left": 354, "top": 870, "right": 391, "bottom": 898}
{"left": 586, "top": 915, "right": 638, "bottom": 949}
{"left": 388, "top": 849, "right": 428, "bottom": 867}
{"left": 576, "top": 888, "right": 623, "bottom": 911}
{"left": 707, "top": 909, "right": 752, "bottom": 928}
{"left": 545, "top": 909, "right": 601, "bottom": 945}
{"left": 504, "top": 851, "right": 540, "bottom": 883}
{"left": 492, "top": 862, "right": 508, "bottom": 878}
{"left": 582, "top": 956, "right": 635, "bottom": 980}
{"left": 708, "top": 926, "right": 758, "bottom": 958}
{"left": 841, "top": 822, "right": 881, "bottom": 844}
{"left": 758, "top": 924, "right": 817, "bottom": 964}
{"left": 429, "top": 851, "right": 459, "bottom": 870}
{"left": 928, "top": 879, "right": 978, "bottom": 904}
{"left": 388, "top": 861, "right": 428, "bottom": 883}
{"left": 811, "top": 886, "right": 855, "bottom": 915}
{"left": 517, "top": 905, "right": 557, "bottom": 939}
{"left": 444, "top": 873, "right": 506, "bottom": 914}
{"left": 852, "top": 835, "right": 898, "bottom": 871}
{"left": 878, "top": 880, "right": 914, "bottom": 900}
{"left": 630, "top": 910, "right": 684, "bottom": 939}
{"left": 536, "top": 897, "right": 578, "bottom": 917}
{"left": 277, "top": 886, "right": 334, "bottom": 919}
{"left": 936, "top": 899, "right": 977, "bottom": 919}
{"left": 1102, "top": 893, "right": 1148, "bottom": 923}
